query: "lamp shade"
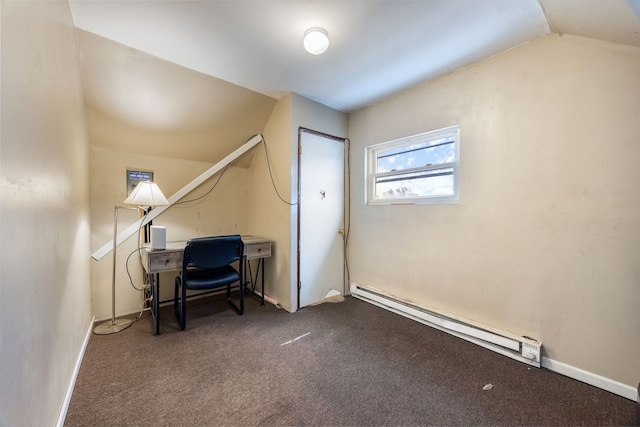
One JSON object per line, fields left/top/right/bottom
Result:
{"left": 123, "top": 181, "right": 169, "bottom": 207}
{"left": 303, "top": 28, "right": 329, "bottom": 55}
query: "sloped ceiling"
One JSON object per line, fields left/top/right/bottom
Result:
{"left": 540, "top": 0, "right": 640, "bottom": 48}
{"left": 77, "top": 30, "right": 276, "bottom": 163}
{"left": 70, "top": 0, "right": 640, "bottom": 160}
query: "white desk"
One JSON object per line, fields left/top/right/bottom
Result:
{"left": 141, "top": 235, "right": 271, "bottom": 335}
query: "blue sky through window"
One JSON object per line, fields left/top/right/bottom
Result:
{"left": 377, "top": 137, "right": 455, "bottom": 173}
{"left": 375, "top": 138, "right": 455, "bottom": 198}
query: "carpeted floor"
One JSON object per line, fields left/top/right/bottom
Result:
{"left": 65, "top": 295, "right": 636, "bottom": 426}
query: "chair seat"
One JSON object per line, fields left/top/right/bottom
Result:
{"left": 184, "top": 266, "right": 240, "bottom": 290}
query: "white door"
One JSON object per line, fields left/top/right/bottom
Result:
{"left": 298, "top": 130, "right": 345, "bottom": 308}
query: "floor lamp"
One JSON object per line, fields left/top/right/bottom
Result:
{"left": 94, "top": 181, "right": 170, "bottom": 335}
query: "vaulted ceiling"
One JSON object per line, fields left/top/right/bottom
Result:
{"left": 69, "top": 0, "right": 640, "bottom": 161}
{"left": 69, "top": 0, "right": 640, "bottom": 113}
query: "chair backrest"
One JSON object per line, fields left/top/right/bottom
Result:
{"left": 183, "top": 235, "right": 243, "bottom": 270}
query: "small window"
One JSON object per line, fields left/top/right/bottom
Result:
{"left": 126, "top": 169, "right": 153, "bottom": 196}
{"left": 366, "top": 125, "right": 460, "bottom": 205}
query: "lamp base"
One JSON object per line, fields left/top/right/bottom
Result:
{"left": 93, "top": 318, "right": 133, "bottom": 335}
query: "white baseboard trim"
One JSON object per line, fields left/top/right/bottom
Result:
{"left": 542, "top": 357, "right": 638, "bottom": 402}
{"left": 56, "top": 316, "right": 94, "bottom": 427}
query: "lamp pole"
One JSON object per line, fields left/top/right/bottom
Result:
{"left": 93, "top": 181, "right": 170, "bottom": 335}
{"left": 93, "top": 206, "right": 139, "bottom": 335}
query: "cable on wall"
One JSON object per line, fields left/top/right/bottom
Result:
{"left": 261, "top": 136, "right": 297, "bottom": 206}
{"left": 172, "top": 163, "right": 230, "bottom": 206}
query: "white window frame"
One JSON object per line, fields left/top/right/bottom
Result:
{"left": 365, "top": 125, "right": 460, "bottom": 205}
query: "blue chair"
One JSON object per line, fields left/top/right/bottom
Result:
{"left": 174, "top": 235, "right": 244, "bottom": 330}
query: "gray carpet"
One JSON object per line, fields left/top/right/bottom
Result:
{"left": 65, "top": 295, "right": 636, "bottom": 426}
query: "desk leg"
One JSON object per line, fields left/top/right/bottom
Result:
{"left": 243, "top": 257, "right": 249, "bottom": 295}
{"left": 253, "top": 258, "right": 265, "bottom": 306}
{"left": 260, "top": 258, "right": 265, "bottom": 306}
{"left": 149, "top": 273, "right": 160, "bottom": 335}
{"left": 245, "top": 258, "right": 266, "bottom": 306}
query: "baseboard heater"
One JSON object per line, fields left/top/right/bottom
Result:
{"left": 350, "top": 284, "right": 542, "bottom": 368}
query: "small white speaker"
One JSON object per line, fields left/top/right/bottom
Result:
{"left": 150, "top": 226, "right": 166, "bottom": 250}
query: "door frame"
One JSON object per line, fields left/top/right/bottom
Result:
{"left": 296, "top": 127, "right": 349, "bottom": 310}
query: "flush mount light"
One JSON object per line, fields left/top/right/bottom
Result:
{"left": 303, "top": 27, "right": 329, "bottom": 55}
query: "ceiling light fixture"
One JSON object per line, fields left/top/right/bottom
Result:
{"left": 303, "top": 27, "right": 329, "bottom": 55}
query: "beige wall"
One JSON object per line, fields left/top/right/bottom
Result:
{"left": 90, "top": 145, "right": 251, "bottom": 320}
{"left": 348, "top": 34, "right": 640, "bottom": 389}
{"left": 247, "top": 95, "right": 294, "bottom": 309}
{"left": 0, "top": 1, "right": 92, "bottom": 425}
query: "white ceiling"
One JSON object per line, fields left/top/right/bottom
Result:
{"left": 69, "top": 0, "right": 640, "bottom": 113}
{"left": 70, "top": 0, "right": 640, "bottom": 112}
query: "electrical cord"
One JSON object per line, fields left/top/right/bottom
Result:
{"left": 125, "top": 247, "right": 147, "bottom": 292}
{"left": 173, "top": 163, "right": 230, "bottom": 206}
{"left": 262, "top": 136, "right": 297, "bottom": 206}
{"left": 137, "top": 299, "right": 152, "bottom": 320}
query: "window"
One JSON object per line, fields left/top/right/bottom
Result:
{"left": 126, "top": 169, "right": 153, "bottom": 196}
{"left": 366, "top": 125, "right": 460, "bottom": 205}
